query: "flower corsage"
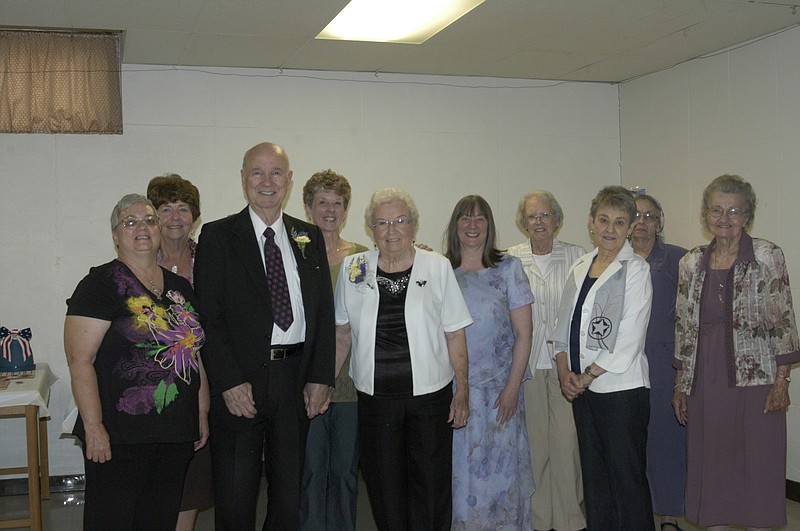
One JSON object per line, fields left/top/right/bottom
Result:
{"left": 348, "top": 255, "right": 375, "bottom": 291}
{"left": 291, "top": 228, "right": 311, "bottom": 259}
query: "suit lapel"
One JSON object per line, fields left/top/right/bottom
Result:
{"left": 282, "top": 216, "right": 305, "bottom": 266}
{"left": 282, "top": 215, "right": 318, "bottom": 320}
{"left": 231, "top": 208, "right": 271, "bottom": 304}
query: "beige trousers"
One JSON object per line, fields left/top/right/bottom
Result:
{"left": 525, "top": 368, "right": 586, "bottom": 530}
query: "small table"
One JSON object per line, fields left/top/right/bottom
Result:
{"left": 0, "top": 364, "right": 55, "bottom": 531}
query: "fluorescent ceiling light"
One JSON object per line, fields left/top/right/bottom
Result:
{"left": 316, "top": 0, "right": 485, "bottom": 44}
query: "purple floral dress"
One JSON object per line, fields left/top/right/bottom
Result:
{"left": 452, "top": 256, "right": 535, "bottom": 530}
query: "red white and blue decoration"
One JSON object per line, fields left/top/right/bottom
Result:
{"left": 0, "top": 327, "right": 34, "bottom": 372}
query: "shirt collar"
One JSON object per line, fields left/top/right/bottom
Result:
{"left": 701, "top": 231, "right": 755, "bottom": 268}
{"left": 248, "top": 206, "right": 285, "bottom": 240}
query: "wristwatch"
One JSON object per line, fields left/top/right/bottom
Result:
{"left": 584, "top": 366, "right": 599, "bottom": 380}
{"left": 778, "top": 374, "right": 792, "bottom": 383}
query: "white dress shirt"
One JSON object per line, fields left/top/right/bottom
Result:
{"left": 248, "top": 207, "right": 306, "bottom": 344}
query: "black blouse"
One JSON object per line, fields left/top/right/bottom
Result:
{"left": 373, "top": 266, "right": 413, "bottom": 398}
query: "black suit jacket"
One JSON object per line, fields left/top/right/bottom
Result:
{"left": 194, "top": 207, "right": 335, "bottom": 431}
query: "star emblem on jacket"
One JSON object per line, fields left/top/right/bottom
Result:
{"left": 589, "top": 316, "right": 612, "bottom": 340}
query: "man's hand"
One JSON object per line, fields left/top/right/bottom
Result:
{"left": 222, "top": 382, "right": 257, "bottom": 418}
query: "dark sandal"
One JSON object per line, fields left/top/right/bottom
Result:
{"left": 660, "top": 523, "right": 683, "bottom": 531}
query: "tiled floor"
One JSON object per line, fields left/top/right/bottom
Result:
{"left": 0, "top": 475, "right": 378, "bottom": 531}
{"left": 2, "top": 480, "right": 800, "bottom": 530}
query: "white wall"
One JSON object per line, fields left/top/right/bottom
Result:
{"left": 0, "top": 66, "right": 620, "bottom": 476}
{"left": 620, "top": 26, "right": 800, "bottom": 481}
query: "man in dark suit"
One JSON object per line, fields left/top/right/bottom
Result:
{"left": 194, "top": 142, "right": 335, "bottom": 530}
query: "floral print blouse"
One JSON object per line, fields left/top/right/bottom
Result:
{"left": 67, "top": 260, "right": 205, "bottom": 444}
{"left": 674, "top": 232, "right": 800, "bottom": 393}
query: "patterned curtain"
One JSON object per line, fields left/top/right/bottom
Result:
{"left": 0, "top": 30, "right": 122, "bottom": 134}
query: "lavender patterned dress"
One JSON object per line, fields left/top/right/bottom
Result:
{"left": 452, "top": 256, "right": 535, "bottom": 530}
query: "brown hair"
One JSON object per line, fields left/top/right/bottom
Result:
{"left": 444, "top": 195, "right": 504, "bottom": 269}
{"left": 146, "top": 173, "right": 201, "bottom": 221}
{"left": 590, "top": 186, "right": 637, "bottom": 225}
{"left": 302, "top": 169, "right": 352, "bottom": 209}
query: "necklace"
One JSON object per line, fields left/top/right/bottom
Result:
{"left": 126, "top": 261, "right": 162, "bottom": 298}
{"left": 377, "top": 272, "right": 411, "bottom": 295}
{"left": 162, "top": 244, "right": 188, "bottom": 276}
{"left": 711, "top": 253, "right": 727, "bottom": 309}
{"left": 332, "top": 240, "right": 352, "bottom": 253}
{"left": 714, "top": 270, "right": 725, "bottom": 303}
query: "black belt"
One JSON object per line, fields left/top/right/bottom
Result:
{"left": 270, "top": 343, "right": 303, "bottom": 361}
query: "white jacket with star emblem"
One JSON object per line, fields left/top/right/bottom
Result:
{"left": 551, "top": 240, "right": 652, "bottom": 393}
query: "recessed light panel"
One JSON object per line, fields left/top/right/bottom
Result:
{"left": 316, "top": 0, "right": 485, "bottom": 44}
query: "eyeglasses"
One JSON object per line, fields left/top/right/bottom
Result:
{"left": 634, "top": 211, "right": 659, "bottom": 223}
{"left": 118, "top": 216, "right": 159, "bottom": 229}
{"left": 708, "top": 207, "right": 747, "bottom": 219}
{"left": 371, "top": 216, "right": 414, "bottom": 230}
{"left": 526, "top": 212, "right": 551, "bottom": 222}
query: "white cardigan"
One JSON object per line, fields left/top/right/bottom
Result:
{"left": 551, "top": 241, "right": 652, "bottom": 393}
{"left": 335, "top": 249, "right": 473, "bottom": 396}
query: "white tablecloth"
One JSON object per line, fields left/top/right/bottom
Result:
{"left": 0, "top": 363, "right": 56, "bottom": 417}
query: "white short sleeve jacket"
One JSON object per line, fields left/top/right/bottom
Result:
{"left": 335, "top": 249, "right": 473, "bottom": 396}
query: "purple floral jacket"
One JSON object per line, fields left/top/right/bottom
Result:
{"left": 674, "top": 232, "right": 800, "bottom": 393}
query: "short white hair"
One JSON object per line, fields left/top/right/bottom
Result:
{"left": 364, "top": 187, "right": 420, "bottom": 239}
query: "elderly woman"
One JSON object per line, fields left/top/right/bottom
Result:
{"left": 445, "top": 195, "right": 534, "bottom": 530}
{"left": 64, "top": 194, "right": 206, "bottom": 530}
{"left": 507, "top": 190, "right": 586, "bottom": 531}
{"left": 552, "top": 185, "right": 654, "bottom": 530}
{"left": 147, "top": 174, "right": 212, "bottom": 531}
{"left": 334, "top": 187, "right": 472, "bottom": 530}
{"left": 673, "top": 174, "right": 799, "bottom": 530}
{"left": 300, "top": 170, "right": 368, "bottom": 531}
{"left": 629, "top": 193, "right": 687, "bottom": 531}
